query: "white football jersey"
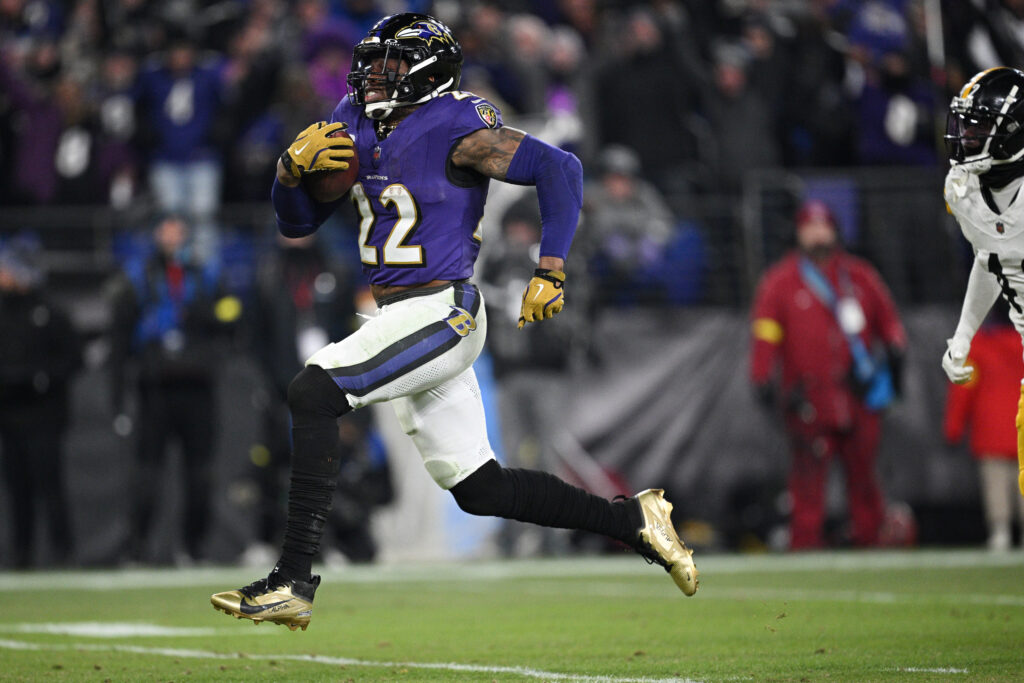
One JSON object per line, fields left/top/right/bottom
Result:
{"left": 945, "top": 165, "right": 1024, "bottom": 331}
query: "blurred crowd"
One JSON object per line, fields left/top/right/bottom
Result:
{"left": 3, "top": 0, "right": 1024, "bottom": 566}
{"left": 2, "top": 1, "right": 1021, "bottom": 281}
{"left": 2, "top": 0, "right": 1020, "bottom": 207}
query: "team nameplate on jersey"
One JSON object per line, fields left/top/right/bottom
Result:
{"left": 475, "top": 104, "right": 498, "bottom": 128}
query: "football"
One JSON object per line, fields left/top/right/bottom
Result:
{"left": 302, "top": 128, "right": 359, "bottom": 203}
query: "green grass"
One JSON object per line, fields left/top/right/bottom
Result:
{"left": 1, "top": 550, "right": 1022, "bottom": 682}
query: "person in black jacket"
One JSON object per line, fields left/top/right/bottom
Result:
{"left": 0, "top": 233, "right": 82, "bottom": 568}
{"left": 244, "top": 232, "right": 387, "bottom": 565}
{"left": 479, "top": 198, "right": 593, "bottom": 556}
{"left": 107, "top": 213, "right": 238, "bottom": 564}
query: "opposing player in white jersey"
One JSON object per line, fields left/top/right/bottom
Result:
{"left": 942, "top": 66, "right": 1024, "bottom": 497}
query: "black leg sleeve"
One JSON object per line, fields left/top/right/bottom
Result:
{"left": 450, "top": 460, "right": 642, "bottom": 547}
{"left": 276, "top": 365, "right": 352, "bottom": 582}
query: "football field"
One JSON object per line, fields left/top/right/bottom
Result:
{"left": 1, "top": 550, "right": 1022, "bottom": 682}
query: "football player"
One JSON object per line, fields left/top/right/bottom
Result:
{"left": 211, "top": 13, "right": 697, "bottom": 630}
{"left": 942, "top": 66, "right": 1024, "bottom": 499}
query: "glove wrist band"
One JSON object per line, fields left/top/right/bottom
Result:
{"left": 533, "top": 268, "right": 565, "bottom": 285}
{"left": 280, "top": 152, "right": 299, "bottom": 178}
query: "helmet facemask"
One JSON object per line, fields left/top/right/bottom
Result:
{"left": 945, "top": 84, "right": 1024, "bottom": 174}
{"left": 346, "top": 14, "right": 462, "bottom": 121}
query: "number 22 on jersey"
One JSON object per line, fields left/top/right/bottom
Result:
{"left": 350, "top": 183, "right": 424, "bottom": 267}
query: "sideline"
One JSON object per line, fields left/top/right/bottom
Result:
{"left": 0, "top": 549, "right": 1020, "bottom": 592}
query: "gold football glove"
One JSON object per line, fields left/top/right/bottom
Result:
{"left": 518, "top": 269, "right": 565, "bottom": 329}
{"left": 280, "top": 121, "right": 354, "bottom": 178}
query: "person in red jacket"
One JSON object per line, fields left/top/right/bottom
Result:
{"left": 749, "top": 200, "right": 907, "bottom": 549}
{"left": 944, "top": 303, "right": 1024, "bottom": 551}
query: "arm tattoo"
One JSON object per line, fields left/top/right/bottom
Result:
{"left": 450, "top": 127, "right": 525, "bottom": 180}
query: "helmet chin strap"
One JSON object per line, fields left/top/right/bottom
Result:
{"left": 362, "top": 77, "right": 455, "bottom": 121}
{"left": 958, "top": 156, "right": 993, "bottom": 174}
{"left": 364, "top": 101, "right": 395, "bottom": 120}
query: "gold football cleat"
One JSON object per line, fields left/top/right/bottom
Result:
{"left": 634, "top": 488, "right": 699, "bottom": 596}
{"left": 211, "top": 572, "right": 320, "bottom": 631}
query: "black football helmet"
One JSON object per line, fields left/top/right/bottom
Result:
{"left": 346, "top": 13, "right": 462, "bottom": 120}
{"left": 945, "top": 67, "right": 1024, "bottom": 173}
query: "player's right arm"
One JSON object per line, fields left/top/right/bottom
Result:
{"left": 271, "top": 122, "right": 352, "bottom": 237}
{"left": 944, "top": 253, "right": 1001, "bottom": 383}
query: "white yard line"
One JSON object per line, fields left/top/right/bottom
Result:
{"left": 0, "top": 622, "right": 233, "bottom": 638}
{"left": 0, "top": 638, "right": 702, "bottom": 683}
{"left": 0, "top": 637, "right": 973, "bottom": 681}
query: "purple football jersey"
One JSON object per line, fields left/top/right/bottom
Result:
{"left": 330, "top": 93, "right": 503, "bottom": 287}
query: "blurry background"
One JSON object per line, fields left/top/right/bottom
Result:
{"left": 0, "top": 0, "right": 1015, "bottom": 568}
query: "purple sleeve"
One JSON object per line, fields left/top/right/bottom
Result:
{"left": 271, "top": 178, "right": 342, "bottom": 238}
{"left": 504, "top": 135, "right": 583, "bottom": 261}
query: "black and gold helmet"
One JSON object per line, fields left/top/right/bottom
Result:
{"left": 945, "top": 67, "right": 1024, "bottom": 173}
{"left": 346, "top": 13, "right": 462, "bottom": 120}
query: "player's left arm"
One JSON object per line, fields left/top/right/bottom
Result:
{"left": 944, "top": 254, "right": 1001, "bottom": 383}
{"left": 451, "top": 126, "right": 583, "bottom": 327}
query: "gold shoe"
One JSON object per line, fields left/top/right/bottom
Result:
{"left": 634, "top": 489, "right": 698, "bottom": 596}
{"left": 211, "top": 571, "right": 320, "bottom": 631}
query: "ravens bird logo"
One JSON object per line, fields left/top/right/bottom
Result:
{"left": 395, "top": 20, "right": 454, "bottom": 47}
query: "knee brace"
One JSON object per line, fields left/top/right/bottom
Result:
{"left": 287, "top": 365, "right": 352, "bottom": 427}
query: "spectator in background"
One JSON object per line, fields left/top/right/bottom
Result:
{"left": 845, "top": 0, "right": 938, "bottom": 166}
{"left": 595, "top": 7, "right": 700, "bottom": 199}
{"left": 853, "top": 51, "right": 938, "bottom": 166}
{"left": 960, "top": 0, "right": 1024, "bottom": 73}
{"left": 0, "top": 0, "right": 63, "bottom": 46}
{"left": 106, "top": 213, "right": 240, "bottom": 564}
{"left": 93, "top": 46, "right": 142, "bottom": 209}
{"left": 582, "top": 145, "right": 676, "bottom": 307}
{"left": 297, "top": 0, "right": 360, "bottom": 112}
{"left": 749, "top": 200, "right": 907, "bottom": 549}
{"left": 459, "top": 4, "right": 528, "bottom": 114}
{"left": 245, "top": 231, "right": 386, "bottom": 565}
{"left": 785, "top": 4, "right": 856, "bottom": 166}
{"left": 135, "top": 31, "right": 225, "bottom": 262}
{"left": 944, "top": 303, "right": 1024, "bottom": 551}
{"left": 220, "top": 18, "right": 287, "bottom": 202}
{"left": 480, "top": 197, "right": 591, "bottom": 556}
{"left": 0, "top": 37, "right": 66, "bottom": 204}
{"left": 505, "top": 13, "right": 551, "bottom": 117}
{"left": 1, "top": 36, "right": 137, "bottom": 206}
{"left": 0, "top": 233, "right": 82, "bottom": 568}
{"left": 701, "top": 40, "right": 781, "bottom": 192}
{"left": 549, "top": 0, "right": 615, "bottom": 54}
{"left": 543, "top": 25, "right": 596, "bottom": 163}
